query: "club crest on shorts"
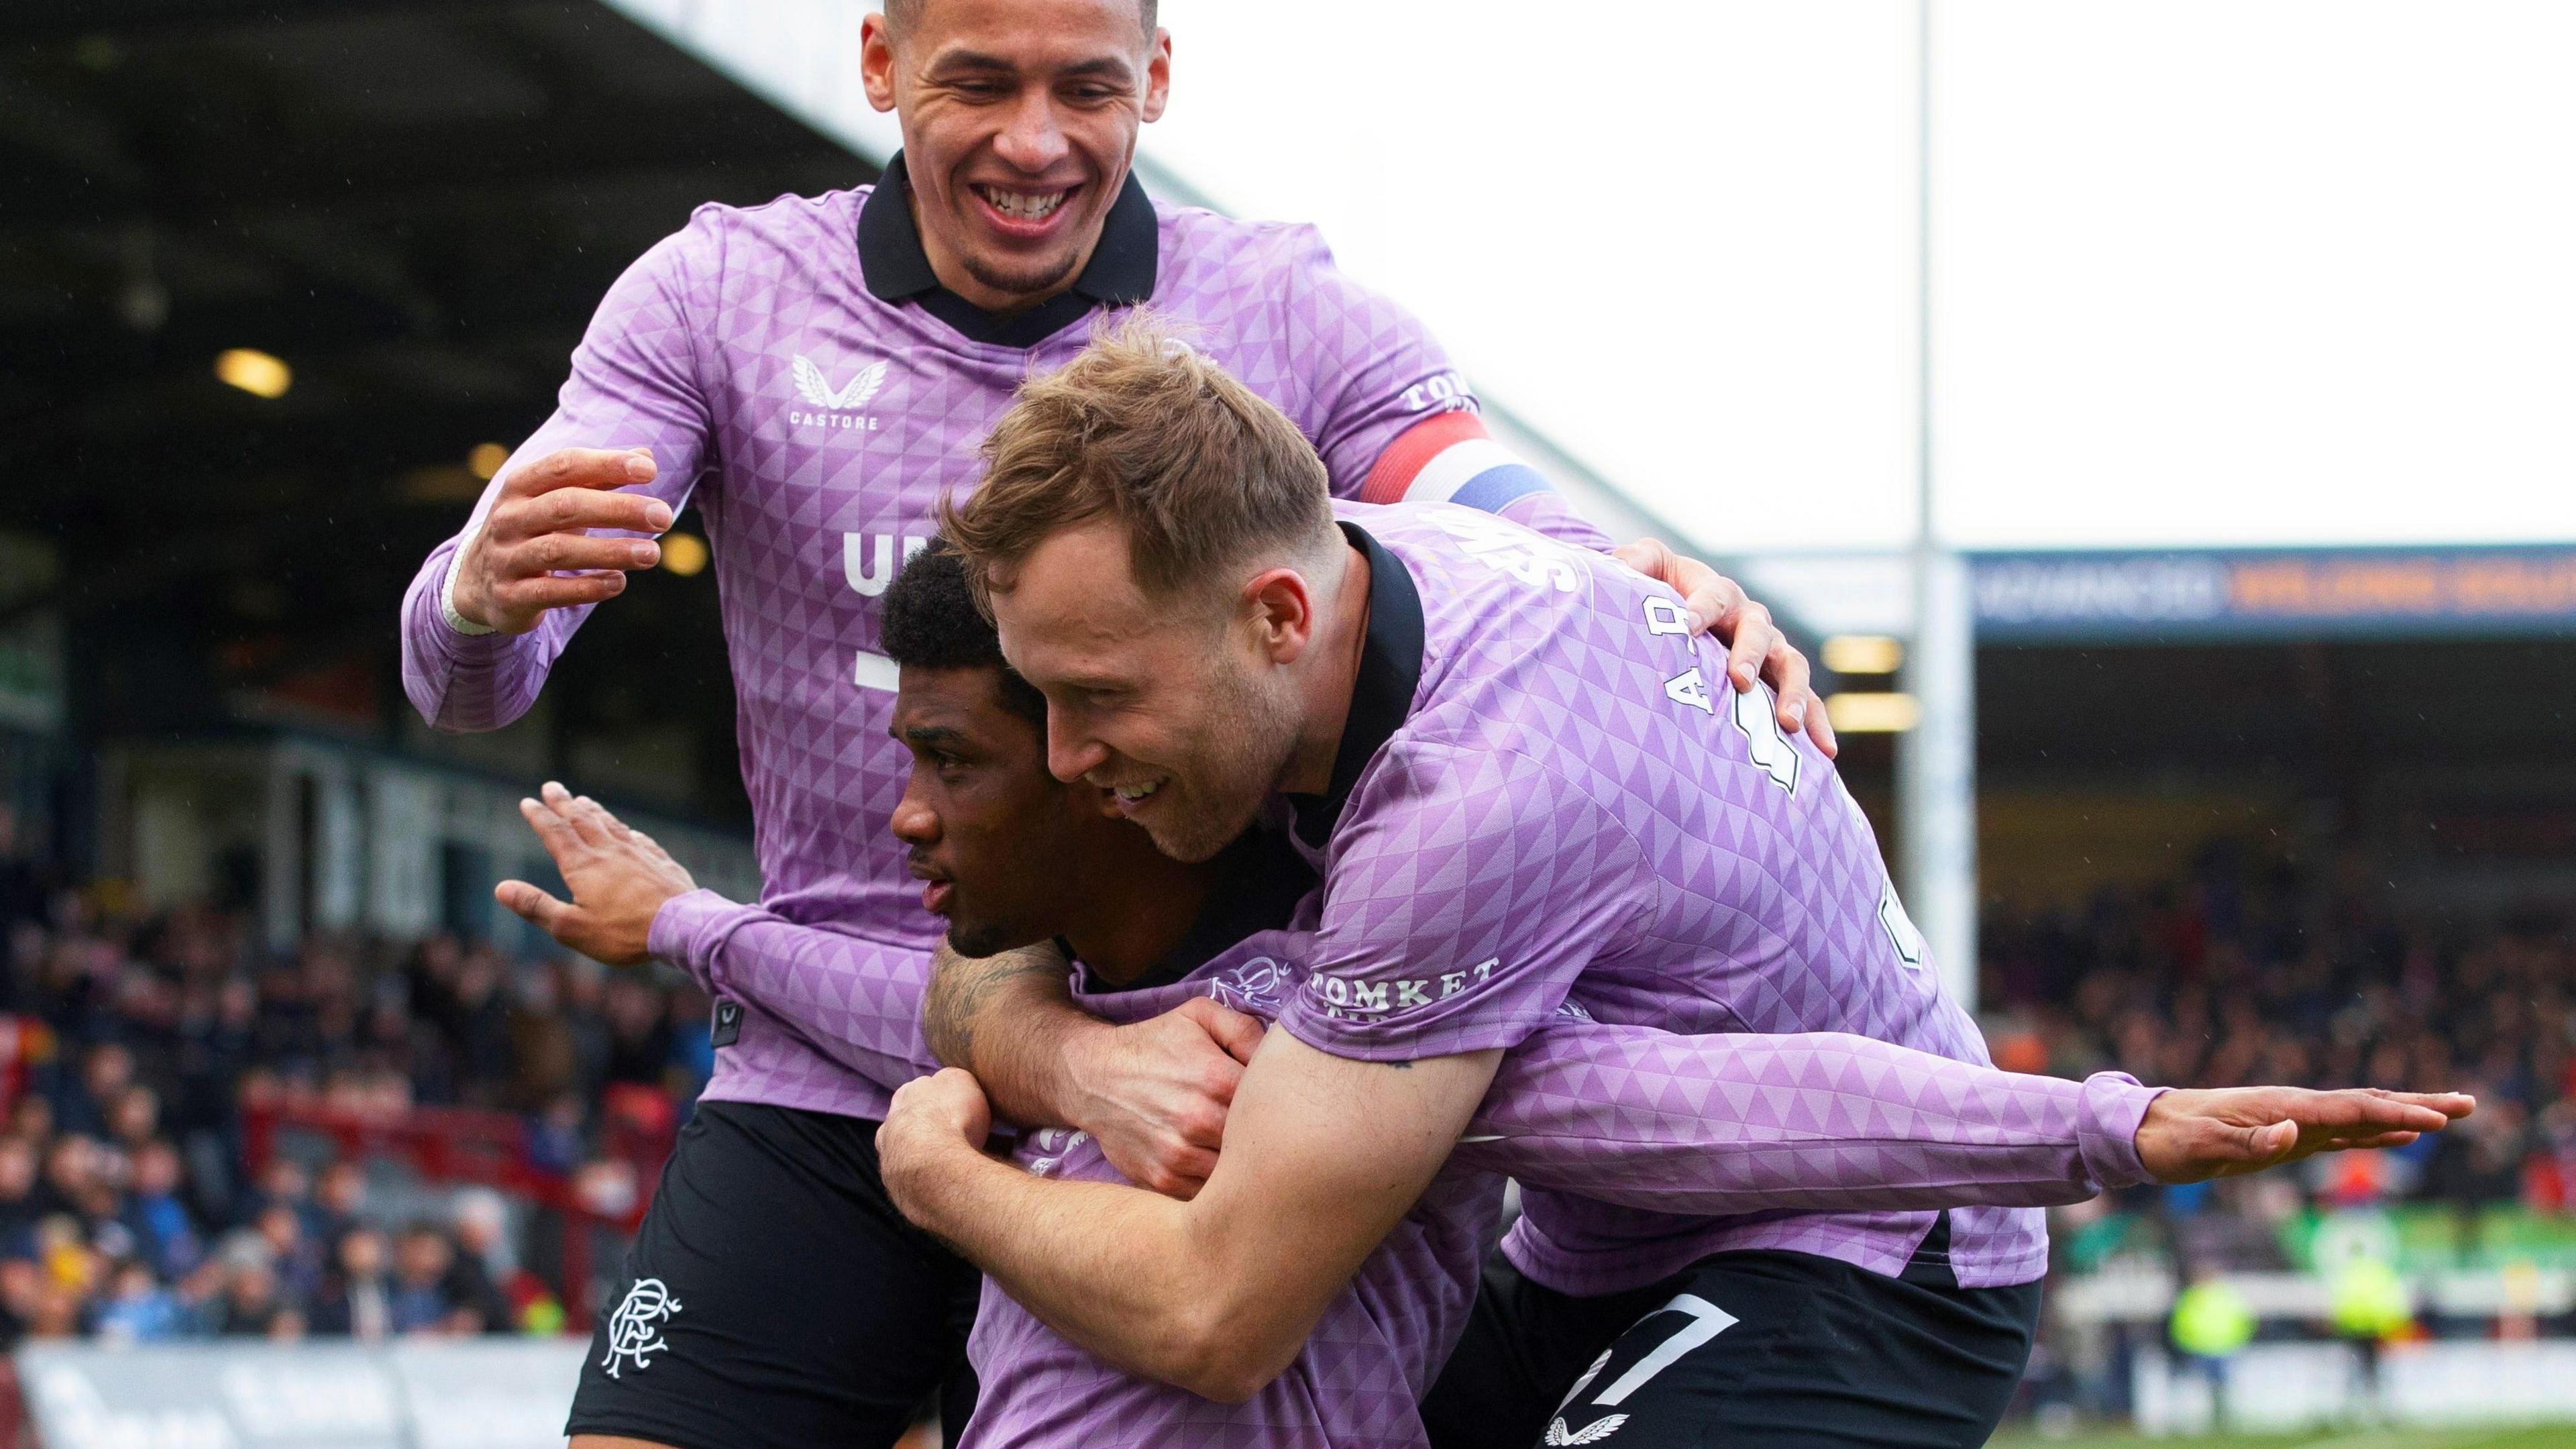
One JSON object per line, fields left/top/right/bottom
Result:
{"left": 601, "top": 1277, "right": 682, "bottom": 1378}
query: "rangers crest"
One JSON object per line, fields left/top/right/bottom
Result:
{"left": 601, "top": 1277, "right": 682, "bottom": 1378}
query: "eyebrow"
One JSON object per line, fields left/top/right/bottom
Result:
{"left": 895, "top": 722, "right": 971, "bottom": 748}
{"left": 930, "top": 50, "right": 1136, "bottom": 84}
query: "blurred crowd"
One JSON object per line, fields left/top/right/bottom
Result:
{"left": 0, "top": 812, "right": 711, "bottom": 1345}
{"left": 1984, "top": 839, "right": 2576, "bottom": 1240}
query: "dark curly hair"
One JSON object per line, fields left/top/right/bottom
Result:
{"left": 881, "top": 540, "right": 1047, "bottom": 725}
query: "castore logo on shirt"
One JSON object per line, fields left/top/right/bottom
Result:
{"left": 788, "top": 352, "right": 895, "bottom": 431}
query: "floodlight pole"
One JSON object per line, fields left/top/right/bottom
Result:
{"left": 1898, "top": 0, "right": 1980, "bottom": 1014}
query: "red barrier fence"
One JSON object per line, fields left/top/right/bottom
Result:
{"left": 240, "top": 1084, "right": 679, "bottom": 1327}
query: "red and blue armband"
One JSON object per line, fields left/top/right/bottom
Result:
{"left": 1358, "top": 412, "right": 1554, "bottom": 515}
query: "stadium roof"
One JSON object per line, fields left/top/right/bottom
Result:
{"left": 0, "top": 0, "right": 873, "bottom": 818}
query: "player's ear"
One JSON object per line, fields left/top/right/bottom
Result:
{"left": 1140, "top": 30, "right": 1172, "bottom": 123}
{"left": 860, "top": 12, "right": 900, "bottom": 113}
{"left": 1239, "top": 568, "right": 1313, "bottom": 665}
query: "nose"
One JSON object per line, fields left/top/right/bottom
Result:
{"left": 890, "top": 775, "right": 940, "bottom": 846}
{"left": 1047, "top": 714, "right": 1108, "bottom": 786}
{"left": 991, "top": 89, "right": 1070, "bottom": 176}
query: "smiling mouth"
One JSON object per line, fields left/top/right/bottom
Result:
{"left": 971, "top": 183, "right": 1075, "bottom": 223}
{"left": 1086, "top": 773, "right": 1163, "bottom": 811}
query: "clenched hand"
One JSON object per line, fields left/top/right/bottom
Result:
{"left": 1064, "top": 998, "right": 1267, "bottom": 1200}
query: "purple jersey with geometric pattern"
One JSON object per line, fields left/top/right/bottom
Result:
{"left": 398, "top": 184, "right": 1603, "bottom": 1122}
{"left": 961, "top": 928, "right": 2159, "bottom": 1449}
{"left": 1278, "top": 502, "right": 2045, "bottom": 1293}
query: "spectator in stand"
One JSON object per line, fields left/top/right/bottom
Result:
{"left": 54, "top": 1043, "right": 133, "bottom": 1142}
{"left": 1987, "top": 836, "right": 2575, "bottom": 1217}
{"left": 207, "top": 1236, "right": 302, "bottom": 1340}
{"left": 3, "top": 1252, "right": 76, "bottom": 1341}
{"left": 95, "top": 1258, "right": 184, "bottom": 1344}
{"left": 0, "top": 1136, "right": 44, "bottom": 1252}
{"left": 107, "top": 1084, "right": 158, "bottom": 1157}
{"left": 310, "top": 1226, "right": 394, "bottom": 1341}
{"left": 123, "top": 1139, "right": 201, "bottom": 1280}
{"left": 311, "top": 1159, "right": 368, "bottom": 1248}
{"left": 599, "top": 971, "right": 671, "bottom": 1091}
{"left": 445, "top": 1187, "right": 519, "bottom": 1334}
{"left": 252, "top": 1200, "right": 323, "bottom": 1307}
{"left": 40, "top": 1136, "right": 111, "bottom": 1233}
{"left": 390, "top": 1222, "right": 464, "bottom": 1334}
{"left": 443, "top": 949, "right": 516, "bottom": 1109}
{"left": 0, "top": 808, "right": 708, "bottom": 1348}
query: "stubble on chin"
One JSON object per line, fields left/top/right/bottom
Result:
{"left": 1140, "top": 782, "right": 1258, "bottom": 865}
{"left": 958, "top": 238, "right": 1083, "bottom": 303}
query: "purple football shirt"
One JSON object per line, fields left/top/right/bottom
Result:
{"left": 961, "top": 929, "right": 2159, "bottom": 1449}
{"left": 1277, "top": 502, "right": 2050, "bottom": 1294}
{"left": 399, "top": 182, "right": 1601, "bottom": 1121}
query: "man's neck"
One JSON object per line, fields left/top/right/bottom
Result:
{"left": 1278, "top": 540, "right": 1372, "bottom": 798}
{"left": 1057, "top": 832, "right": 1220, "bottom": 987}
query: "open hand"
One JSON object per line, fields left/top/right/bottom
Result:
{"left": 449, "top": 447, "right": 673, "bottom": 635}
{"left": 1065, "top": 998, "right": 1267, "bottom": 1200}
{"left": 2137, "top": 1085, "right": 2475, "bottom": 1183}
{"left": 1613, "top": 538, "right": 1834, "bottom": 758}
{"left": 496, "top": 782, "right": 696, "bottom": 965}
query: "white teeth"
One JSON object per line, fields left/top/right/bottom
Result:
{"left": 1114, "top": 781, "right": 1161, "bottom": 802}
{"left": 979, "top": 186, "right": 1067, "bottom": 221}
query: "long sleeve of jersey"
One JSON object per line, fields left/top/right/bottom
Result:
{"left": 650, "top": 890, "right": 941, "bottom": 1089}
{"left": 1455, "top": 1020, "right": 2163, "bottom": 1214}
{"left": 400, "top": 219, "right": 718, "bottom": 733}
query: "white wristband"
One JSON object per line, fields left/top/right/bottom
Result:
{"left": 439, "top": 523, "right": 498, "bottom": 637}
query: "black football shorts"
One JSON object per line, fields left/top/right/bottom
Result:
{"left": 1424, "top": 1223, "right": 2041, "bottom": 1449}
{"left": 566, "top": 1100, "right": 981, "bottom": 1449}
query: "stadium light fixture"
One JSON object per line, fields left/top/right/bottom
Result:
{"left": 1822, "top": 634, "right": 1905, "bottom": 675}
{"left": 214, "top": 348, "right": 291, "bottom": 399}
{"left": 660, "top": 533, "right": 710, "bottom": 578}
{"left": 1825, "top": 691, "right": 1921, "bottom": 733}
{"left": 467, "top": 443, "right": 511, "bottom": 480}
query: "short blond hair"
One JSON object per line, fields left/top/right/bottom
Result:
{"left": 941, "top": 316, "right": 1334, "bottom": 604}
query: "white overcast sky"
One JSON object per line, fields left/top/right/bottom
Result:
{"left": 1142, "top": 1, "right": 2576, "bottom": 554}
{"left": 616, "top": 0, "right": 2576, "bottom": 555}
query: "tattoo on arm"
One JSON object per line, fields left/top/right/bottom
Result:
{"left": 924, "top": 943, "right": 1069, "bottom": 1072}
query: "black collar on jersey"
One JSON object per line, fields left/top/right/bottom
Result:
{"left": 858, "top": 151, "right": 1159, "bottom": 348}
{"left": 1073, "top": 828, "right": 1317, "bottom": 996}
{"left": 1290, "top": 523, "right": 1426, "bottom": 851}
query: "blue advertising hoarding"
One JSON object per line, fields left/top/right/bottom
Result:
{"left": 1970, "top": 545, "right": 2576, "bottom": 641}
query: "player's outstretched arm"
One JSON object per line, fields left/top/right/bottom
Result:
{"left": 402, "top": 225, "right": 712, "bottom": 733}
{"left": 2133, "top": 1084, "right": 2473, "bottom": 1183}
{"left": 879, "top": 1032, "right": 1500, "bottom": 1404}
{"left": 1458, "top": 1022, "right": 2471, "bottom": 1215}
{"left": 498, "top": 785, "right": 941, "bottom": 1093}
{"left": 923, "top": 947, "right": 1265, "bottom": 1199}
